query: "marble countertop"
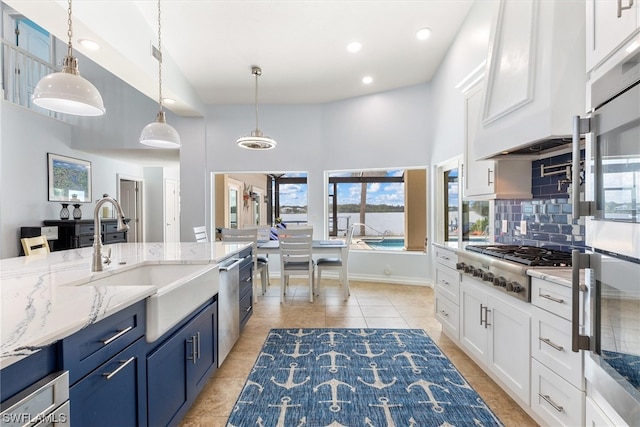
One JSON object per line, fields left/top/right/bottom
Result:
{"left": 0, "top": 242, "right": 249, "bottom": 369}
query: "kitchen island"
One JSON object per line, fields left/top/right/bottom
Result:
{"left": 0, "top": 242, "right": 248, "bottom": 370}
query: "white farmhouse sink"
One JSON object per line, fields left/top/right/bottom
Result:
{"left": 68, "top": 263, "right": 220, "bottom": 342}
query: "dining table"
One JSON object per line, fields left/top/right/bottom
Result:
{"left": 256, "top": 239, "right": 349, "bottom": 294}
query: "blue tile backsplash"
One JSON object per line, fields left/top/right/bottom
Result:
{"left": 494, "top": 150, "right": 586, "bottom": 252}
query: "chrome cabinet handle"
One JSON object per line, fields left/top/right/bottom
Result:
{"left": 539, "top": 337, "right": 564, "bottom": 352}
{"left": 539, "top": 393, "right": 564, "bottom": 412}
{"left": 487, "top": 168, "right": 494, "bottom": 185}
{"left": 246, "top": 305, "right": 252, "bottom": 312}
{"left": 440, "top": 279, "right": 450, "bottom": 285}
{"left": 572, "top": 116, "right": 594, "bottom": 218}
{"left": 480, "top": 304, "right": 491, "bottom": 328}
{"left": 618, "top": 0, "right": 634, "bottom": 17}
{"left": 187, "top": 335, "right": 197, "bottom": 364}
{"left": 101, "top": 326, "right": 133, "bottom": 345}
{"left": 196, "top": 332, "right": 201, "bottom": 360}
{"left": 540, "top": 294, "right": 564, "bottom": 304}
{"left": 103, "top": 356, "right": 135, "bottom": 380}
{"left": 480, "top": 304, "right": 485, "bottom": 326}
{"left": 439, "top": 310, "right": 449, "bottom": 317}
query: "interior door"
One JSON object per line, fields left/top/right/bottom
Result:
{"left": 164, "top": 179, "right": 179, "bottom": 243}
{"left": 119, "top": 179, "right": 140, "bottom": 243}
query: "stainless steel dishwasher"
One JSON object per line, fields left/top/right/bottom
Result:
{"left": 218, "top": 256, "right": 242, "bottom": 366}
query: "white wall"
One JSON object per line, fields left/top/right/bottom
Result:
{"left": 0, "top": 101, "right": 144, "bottom": 258}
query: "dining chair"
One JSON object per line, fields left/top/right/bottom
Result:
{"left": 21, "top": 235, "right": 50, "bottom": 256}
{"left": 278, "top": 226, "right": 315, "bottom": 303}
{"left": 193, "top": 226, "right": 208, "bottom": 242}
{"left": 220, "top": 228, "right": 269, "bottom": 302}
{"left": 316, "top": 224, "right": 354, "bottom": 301}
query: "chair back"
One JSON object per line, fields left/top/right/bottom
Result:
{"left": 278, "top": 227, "right": 313, "bottom": 269}
{"left": 220, "top": 227, "right": 259, "bottom": 266}
{"left": 343, "top": 224, "right": 356, "bottom": 262}
{"left": 193, "top": 226, "right": 208, "bottom": 242}
{"left": 21, "top": 235, "right": 50, "bottom": 256}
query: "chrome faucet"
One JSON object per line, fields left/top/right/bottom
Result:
{"left": 92, "top": 194, "right": 129, "bottom": 272}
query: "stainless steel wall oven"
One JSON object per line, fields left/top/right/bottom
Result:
{"left": 572, "top": 48, "right": 640, "bottom": 426}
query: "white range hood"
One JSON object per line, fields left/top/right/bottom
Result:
{"left": 473, "top": 0, "right": 586, "bottom": 160}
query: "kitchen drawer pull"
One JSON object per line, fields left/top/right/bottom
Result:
{"left": 440, "top": 279, "right": 450, "bottom": 285}
{"left": 618, "top": 0, "right": 634, "bottom": 17}
{"left": 540, "top": 293, "right": 565, "bottom": 304}
{"left": 196, "top": 332, "right": 201, "bottom": 360}
{"left": 440, "top": 255, "right": 450, "bottom": 261}
{"left": 246, "top": 305, "right": 252, "bottom": 312}
{"left": 439, "top": 310, "right": 449, "bottom": 317}
{"left": 487, "top": 168, "right": 494, "bottom": 185}
{"left": 103, "top": 356, "right": 135, "bottom": 380}
{"left": 539, "top": 393, "right": 564, "bottom": 412}
{"left": 539, "top": 337, "right": 564, "bottom": 352}
{"left": 101, "top": 326, "right": 133, "bottom": 345}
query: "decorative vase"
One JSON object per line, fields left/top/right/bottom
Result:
{"left": 60, "top": 203, "right": 70, "bottom": 220}
{"left": 73, "top": 204, "right": 82, "bottom": 220}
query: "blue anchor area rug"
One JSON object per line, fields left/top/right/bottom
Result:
{"left": 226, "top": 328, "right": 504, "bottom": 427}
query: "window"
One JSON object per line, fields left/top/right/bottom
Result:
{"left": 326, "top": 168, "right": 427, "bottom": 251}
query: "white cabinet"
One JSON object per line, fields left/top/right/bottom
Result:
{"left": 586, "top": 0, "right": 640, "bottom": 71}
{"left": 585, "top": 396, "right": 630, "bottom": 427}
{"left": 460, "top": 278, "right": 531, "bottom": 404}
{"left": 530, "top": 276, "right": 585, "bottom": 426}
{"left": 473, "top": 0, "right": 586, "bottom": 159}
{"left": 463, "top": 84, "right": 532, "bottom": 199}
{"left": 433, "top": 246, "right": 460, "bottom": 341}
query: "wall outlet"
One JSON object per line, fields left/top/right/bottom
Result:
{"left": 501, "top": 219, "right": 508, "bottom": 233}
{"left": 520, "top": 220, "right": 527, "bottom": 235}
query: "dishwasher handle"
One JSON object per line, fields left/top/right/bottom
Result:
{"left": 219, "top": 258, "right": 243, "bottom": 272}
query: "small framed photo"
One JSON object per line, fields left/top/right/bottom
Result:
{"left": 47, "top": 153, "right": 92, "bottom": 203}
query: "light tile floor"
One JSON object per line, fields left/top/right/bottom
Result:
{"left": 179, "top": 279, "right": 538, "bottom": 427}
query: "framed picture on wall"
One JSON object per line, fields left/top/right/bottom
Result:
{"left": 47, "top": 153, "right": 92, "bottom": 203}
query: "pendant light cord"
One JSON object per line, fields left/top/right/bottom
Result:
{"left": 157, "top": 0, "right": 164, "bottom": 112}
{"left": 66, "top": 0, "right": 73, "bottom": 57}
{"left": 254, "top": 70, "right": 259, "bottom": 131}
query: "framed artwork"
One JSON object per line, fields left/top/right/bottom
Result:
{"left": 47, "top": 153, "right": 92, "bottom": 203}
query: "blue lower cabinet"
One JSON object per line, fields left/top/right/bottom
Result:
{"left": 147, "top": 301, "right": 218, "bottom": 427}
{"left": 69, "top": 338, "right": 147, "bottom": 427}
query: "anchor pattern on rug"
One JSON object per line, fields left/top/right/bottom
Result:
{"left": 226, "top": 328, "right": 505, "bottom": 427}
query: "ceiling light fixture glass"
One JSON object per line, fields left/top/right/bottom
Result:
{"left": 346, "top": 41, "right": 362, "bottom": 53}
{"left": 362, "top": 76, "right": 373, "bottom": 84}
{"left": 236, "top": 66, "right": 277, "bottom": 150}
{"left": 78, "top": 38, "right": 100, "bottom": 51}
{"left": 32, "top": 0, "right": 105, "bottom": 116}
{"left": 416, "top": 27, "right": 432, "bottom": 40}
{"left": 139, "top": 0, "right": 181, "bottom": 148}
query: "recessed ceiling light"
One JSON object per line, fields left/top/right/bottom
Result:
{"left": 416, "top": 27, "right": 432, "bottom": 41}
{"left": 162, "top": 97, "right": 176, "bottom": 105}
{"left": 346, "top": 41, "right": 362, "bottom": 53}
{"left": 362, "top": 76, "right": 373, "bottom": 85}
{"left": 78, "top": 38, "right": 100, "bottom": 50}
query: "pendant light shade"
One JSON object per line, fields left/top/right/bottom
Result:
{"left": 237, "top": 66, "right": 277, "bottom": 150}
{"left": 140, "top": 0, "right": 180, "bottom": 148}
{"left": 32, "top": 0, "right": 105, "bottom": 116}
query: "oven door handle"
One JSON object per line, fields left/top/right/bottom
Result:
{"left": 571, "top": 250, "right": 591, "bottom": 352}
{"left": 572, "top": 115, "right": 594, "bottom": 220}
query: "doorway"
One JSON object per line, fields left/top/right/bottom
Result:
{"left": 118, "top": 175, "right": 143, "bottom": 243}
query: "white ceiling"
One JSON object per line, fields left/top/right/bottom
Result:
{"left": 6, "top": 0, "right": 474, "bottom": 117}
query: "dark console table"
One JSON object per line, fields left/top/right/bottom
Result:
{"left": 43, "top": 219, "right": 128, "bottom": 251}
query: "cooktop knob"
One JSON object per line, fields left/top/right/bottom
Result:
{"left": 464, "top": 265, "right": 474, "bottom": 274}
{"left": 456, "top": 262, "right": 466, "bottom": 271}
{"left": 473, "top": 268, "right": 484, "bottom": 277}
{"left": 482, "top": 272, "right": 495, "bottom": 282}
{"left": 493, "top": 276, "right": 507, "bottom": 287}
{"left": 507, "top": 281, "right": 523, "bottom": 293}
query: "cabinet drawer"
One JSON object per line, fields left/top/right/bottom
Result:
{"left": 435, "top": 265, "right": 459, "bottom": 303}
{"left": 78, "top": 234, "right": 96, "bottom": 247}
{"left": 532, "top": 306, "right": 584, "bottom": 390}
{"left": 531, "top": 277, "right": 573, "bottom": 321}
{"left": 78, "top": 224, "right": 96, "bottom": 235}
{"left": 239, "top": 291, "right": 253, "bottom": 330}
{"left": 435, "top": 294, "right": 459, "bottom": 341}
{"left": 531, "top": 359, "right": 585, "bottom": 427}
{"left": 434, "top": 247, "right": 458, "bottom": 270}
{"left": 103, "top": 222, "right": 119, "bottom": 233}
{"left": 104, "top": 232, "right": 126, "bottom": 244}
{"left": 62, "top": 301, "right": 145, "bottom": 385}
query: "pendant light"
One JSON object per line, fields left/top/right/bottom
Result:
{"left": 236, "top": 66, "right": 277, "bottom": 150}
{"left": 32, "top": 0, "right": 105, "bottom": 116}
{"left": 139, "top": 0, "right": 181, "bottom": 148}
